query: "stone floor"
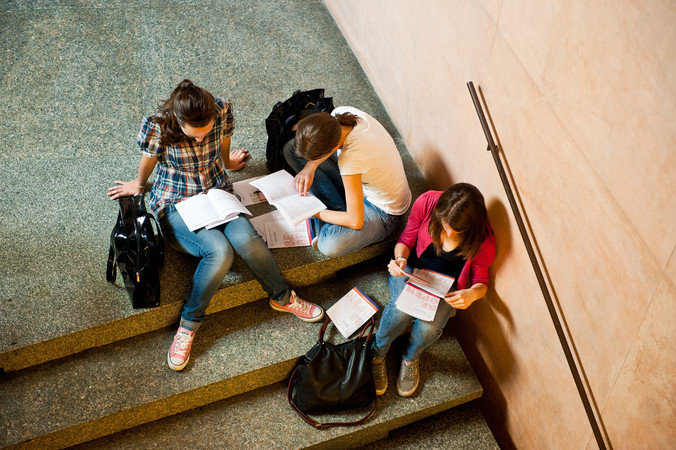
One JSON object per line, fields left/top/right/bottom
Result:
{"left": 0, "top": 1, "right": 497, "bottom": 448}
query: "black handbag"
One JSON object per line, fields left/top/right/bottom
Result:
{"left": 106, "top": 194, "right": 164, "bottom": 308}
{"left": 287, "top": 316, "right": 377, "bottom": 429}
{"left": 265, "top": 89, "right": 334, "bottom": 175}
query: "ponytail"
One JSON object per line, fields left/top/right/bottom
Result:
{"left": 155, "top": 79, "right": 216, "bottom": 146}
{"left": 294, "top": 111, "right": 361, "bottom": 160}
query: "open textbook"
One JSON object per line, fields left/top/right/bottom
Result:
{"left": 175, "top": 189, "right": 252, "bottom": 231}
{"left": 394, "top": 268, "right": 455, "bottom": 321}
{"left": 250, "top": 210, "right": 314, "bottom": 248}
{"left": 327, "top": 287, "right": 379, "bottom": 339}
{"left": 249, "top": 170, "right": 326, "bottom": 225}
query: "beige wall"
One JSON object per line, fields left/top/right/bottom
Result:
{"left": 324, "top": 0, "right": 676, "bottom": 448}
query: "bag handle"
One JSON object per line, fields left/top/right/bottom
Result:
{"left": 106, "top": 245, "right": 116, "bottom": 283}
{"left": 287, "top": 365, "right": 377, "bottom": 430}
{"left": 317, "top": 316, "right": 375, "bottom": 343}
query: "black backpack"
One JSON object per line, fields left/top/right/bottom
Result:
{"left": 265, "top": 89, "right": 334, "bottom": 175}
{"left": 106, "top": 195, "right": 164, "bottom": 308}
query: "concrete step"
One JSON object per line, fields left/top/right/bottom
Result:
{"left": 74, "top": 337, "right": 486, "bottom": 450}
{"left": 0, "top": 231, "right": 396, "bottom": 373}
{"left": 1, "top": 257, "right": 486, "bottom": 449}
{"left": 1, "top": 148, "right": 427, "bottom": 374}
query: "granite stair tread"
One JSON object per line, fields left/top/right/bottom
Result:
{"left": 76, "top": 342, "right": 485, "bottom": 450}
{"left": 1, "top": 258, "right": 484, "bottom": 449}
{"left": 0, "top": 235, "right": 396, "bottom": 373}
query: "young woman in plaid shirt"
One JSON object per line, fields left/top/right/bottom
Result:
{"left": 109, "top": 80, "right": 323, "bottom": 371}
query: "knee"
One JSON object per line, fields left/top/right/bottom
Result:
{"left": 204, "top": 244, "right": 234, "bottom": 272}
{"left": 283, "top": 139, "right": 296, "bottom": 164}
{"left": 316, "top": 238, "right": 348, "bottom": 258}
{"left": 417, "top": 323, "right": 444, "bottom": 344}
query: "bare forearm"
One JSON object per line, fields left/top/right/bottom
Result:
{"left": 315, "top": 209, "right": 363, "bottom": 229}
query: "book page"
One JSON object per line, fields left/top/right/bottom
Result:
{"left": 232, "top": 176, "right": 265, "bottom": 206}
{"left": 390, "top": 263, "right": 430, "bottom": 286}
{"left": 395, "top": 283, "right": 440, "bottom": 322}
{"left": 327, "top": 287, "right": 378, "bottom": 339}
{"left": 175, "top": 193, "right": 220, "bottom": 232}
{"left": 409, "top": 268, "right": 455, "bottom": 298}
{"left": 249, "top": 170, "right": 298, "bottom": 203}
{"left": 175, "top": 189, "right": 251, "bottom": 232}
{"left": 274, "top": 194, "right": 326, "bottom": 225}
{"left": 250, "top": 170, "right": 326, "bottom": 225}
{"left": 203, "top": 189, "right": 252, "bottom": 228}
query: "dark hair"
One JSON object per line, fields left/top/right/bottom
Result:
{"left": 294, "top": 111, "right": 360, "bottom": 160}
{"left": 428, "top": 183, "right": 488, "bottom": 260}
{"left": 155, "top": 79, "right": 216, "bottom": 146}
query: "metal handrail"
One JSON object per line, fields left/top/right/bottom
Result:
{"left": 467, "top": 81, "right": 611, "bottom": 449}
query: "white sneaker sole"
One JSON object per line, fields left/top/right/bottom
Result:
{"left": 167, "top": 353, "right": 190, "bottom": 371}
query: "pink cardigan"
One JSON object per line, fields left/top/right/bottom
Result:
{"left": 397, "top": 190, "right": 496, "bottom": 290}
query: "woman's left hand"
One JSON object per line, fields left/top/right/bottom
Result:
{"left": 444, "top": 289, "right": 478, "bottom": 309}
{"left": 225, "top": 149, "right": 249, "bottom": 171}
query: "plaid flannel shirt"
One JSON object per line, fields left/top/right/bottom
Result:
{"left": 138, "top": 97, "right": 235, "bottom": 218}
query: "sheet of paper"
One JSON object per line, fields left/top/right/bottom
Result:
{"left": 249, "top": 211, "right": 279, "bottom": 239}
{"left": 395, "top": 283, "right": 440, "bottom": 322}
{"left": 250, "top": 210, "right": 313, "bottom": 248}
{"left": 232, "top": 176, "right": 265, "bottom": 206}
{"left": 264, "top": 218, "right": 312, "bottom": 248}
{"left": 327, "top": 287, "right": 378, "bottom": 339}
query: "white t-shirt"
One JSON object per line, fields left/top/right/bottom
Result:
{"left": 333, "top": 106, "right": 411, "bottom": 215}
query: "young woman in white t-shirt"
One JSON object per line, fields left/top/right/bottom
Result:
{"left": 283, "top": 107, "right": 411, "bottom": 257}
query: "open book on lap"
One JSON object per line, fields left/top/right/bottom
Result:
{"left": 175, "top": 189, "right": 252, "bottom": 232}
{"left": 250, "top": 170, "right": 326, "bottom": 225}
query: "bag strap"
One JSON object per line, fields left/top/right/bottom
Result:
{"left": 287, "top": 366, "right": 377, "bottom": 430}
{"left": 146, "top": 213, "right": 165, "bottom": 266}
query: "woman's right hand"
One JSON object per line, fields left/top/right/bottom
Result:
{"left": 294, "top": 164, "right": 316, "bottom": 196}
{"left": 388, "top": 258, "right": 408, "bottom": 276}
{"left": 107, "top": 180, "right": 143, "bottom": 200}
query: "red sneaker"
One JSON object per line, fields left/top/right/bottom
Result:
{"left": 269, "top": 290, "right": 324, "bottom": 323}
{"left": 167, "top": 326, "right": 195, "bottom": 371}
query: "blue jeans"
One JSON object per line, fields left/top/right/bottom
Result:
{"left": 372, "top": 266, "right": 457, "bottom": 362}
{"left": 160, "top": 206, "right": 289, "bottom": 330}
{"left": 283, "top": 139, "right": 403, "bottom": 257}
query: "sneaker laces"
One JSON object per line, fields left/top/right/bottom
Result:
{"left": 401, "top": 361, "right": 418, "bottom": 381}
{"left": 172, "top": 332, "right": 192, "bottom": 356}
{"left": 372, "top": 359, "right": 386, "bottom": 382}
{"left": 289, "top": 294, "right": 313, "bottom": 314}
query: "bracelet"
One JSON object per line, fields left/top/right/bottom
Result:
{"left": 395, "top": 256, "right": 407, "bottom": 262}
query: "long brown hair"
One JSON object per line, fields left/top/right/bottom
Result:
{"left": 154, "top": 79, "right": 216, "bottom": 146}
{"left": 294, "top": 111, "right": 360, "bottom": 160}
{"left": 428, "top": 183, "right": 488, "bottom": 260}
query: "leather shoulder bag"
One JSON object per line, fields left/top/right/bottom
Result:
{"left": 287, "top": 316, "right": 376, "bottom": 429}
